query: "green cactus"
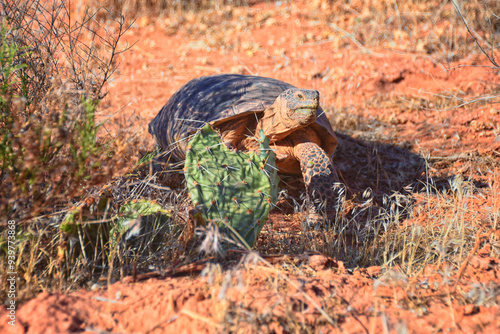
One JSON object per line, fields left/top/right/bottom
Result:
{"left": 184, "top": 124, "right": 279, "bottom": 248}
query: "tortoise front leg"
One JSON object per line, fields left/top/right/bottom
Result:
{"left": 216, "top": 117, "right": 250, "bottom": 150}
{"left": 295, "top": 142, "right": 344, "bottom": 226}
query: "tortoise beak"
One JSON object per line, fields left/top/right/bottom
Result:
{"left": 295, "top": 107, "right": 317, "bottom": 124}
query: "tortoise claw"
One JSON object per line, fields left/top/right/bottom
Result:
{"left": 305, "top": 193, "right": 344, "bottom": 229}
{"left": 305, "top": 212, "right": 327, "bottom": 230}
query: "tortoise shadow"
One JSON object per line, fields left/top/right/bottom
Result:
{"left": 332, "top": 132, "right": 490, "bottom": 198}
{"left": 333, "top": 132, "right": 425, "bottom": 199}
{"left": 279, "top": 131, "right": 426, "bottom": 207}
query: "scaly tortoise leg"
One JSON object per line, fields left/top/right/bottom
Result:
{"left": 217, "top": 117, "right": 249, "bottom": 150}
{"left": 295, "top": 142, "right": 344, "bottom": 226}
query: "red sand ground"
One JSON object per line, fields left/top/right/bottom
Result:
{"left": 1, "top": 249, "right": 499, "bottom": 333}
{"left": 2, "top": 1, "right": 500, "bottom": 333}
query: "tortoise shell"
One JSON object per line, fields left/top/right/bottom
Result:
{"left": 148, "top": 74, "right": 337, "bottom": 161}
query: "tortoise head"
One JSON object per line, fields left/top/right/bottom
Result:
{"left": 273, "top": 88, "right": 319, "bottom": 126}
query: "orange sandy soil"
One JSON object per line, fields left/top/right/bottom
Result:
{"left": 2, "top": 249, "right": 500, "bottom": 334}
{"left": 2, "top": 1, "right": 500, "bottom": 333}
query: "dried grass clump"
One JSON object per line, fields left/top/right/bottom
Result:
{"left": 308, "top": 0, "right": 500, "bottom": 58}
{"left": 93, "top": 0, "right": 500, "bottom": 64}
{"left": 254, "top": 163, "right": 499, "bottom": 278}
{"left": 92, "top": 0, "right": 250, "bottom": 17}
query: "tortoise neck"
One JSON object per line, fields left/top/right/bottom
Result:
{"left": 256, "top": 107, "right": 307, "bottom": 142}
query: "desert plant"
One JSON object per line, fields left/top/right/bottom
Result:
{"left": 184, "top": 124, "right": 279, "bottom": 248}
{"left": 0, "top": 26, "right": 28, "bottom": 182}
{"left": 0, "top": 0, "right": 135, "bottom": 222}
{"left": 58, "top": 198, "right": 173, "bottom": 271}
{"left": 0, "top": 0, "right": 140, "bottom": 301}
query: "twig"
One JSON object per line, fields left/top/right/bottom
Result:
{"left": 454, "top": 228, "right": 485, "bottom": 291}
{"left": 233, "top": 55, "right": 255, "bottom": 75}
{"left": 180, "top": 309, "right": 221, "bottom": 328}
{"left": 451, "top": 0, "right": 499, "bottom": 68}
{"left": 446, "top": 64, "right": 500, "bottom": 71}
{"left": 328, "top": 23, "right": 383, "bottom": 57}
{"left": 435, "top": 93, "right": 500, "bottom": 112}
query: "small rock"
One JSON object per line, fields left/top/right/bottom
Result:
{"left": 470, "top": 255, "right": 498, "bottom": 271}
{"left": 308, "top": 254, "right": 344, "bottom": 271}
{"left": 367, "top": 266, "right": 382, "bottom": 277}
{"left": 265, "top": 18, "right": 278, "bottom": 27}
{"left": 464, "top": 304, "right": 479, "bottom": 316}
{"left": 308, "top": 254, "right": 329, "bottom": 270}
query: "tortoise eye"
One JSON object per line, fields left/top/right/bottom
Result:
{"left": 296, "top": 93, "right": 304, "bottom": 100}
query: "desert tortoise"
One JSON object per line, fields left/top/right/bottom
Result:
{"left": 149, "top": 74, "right": 342, "bottom": 224}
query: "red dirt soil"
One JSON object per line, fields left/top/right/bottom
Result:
{"left": 1, "top": 250, "right": 499, "bottom": 333}
{"left": 2, "top": 1, "right": 500, "bottom": 333}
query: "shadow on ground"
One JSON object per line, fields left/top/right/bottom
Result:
{"left": 333, "top": 132, "right": 425, "bottom": 198}
{"left": 279, "top": 131, "right": 426, "bottom": 207}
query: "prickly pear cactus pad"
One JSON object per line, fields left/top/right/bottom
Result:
{"left": 184, "top": 124, "right": 279, "bottom": 248}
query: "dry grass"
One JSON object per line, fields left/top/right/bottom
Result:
{"left": 89, "top": 0, "right": 500, "bottom": 63}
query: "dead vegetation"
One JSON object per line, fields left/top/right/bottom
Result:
{"left": 0, "top": 0, "right": 499, "bottom": 332}
{"left": 0, "top": 0, "right": 140, "bottom": 299}
{"left": 96, "top": 0, "right": 500, "bottom": 61}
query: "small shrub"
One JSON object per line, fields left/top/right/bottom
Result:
{"left": 0, "top": 0, "right": 139, "bottom": 300}
{"left": 0, "top": 0, "right": 136, "bottom": 221}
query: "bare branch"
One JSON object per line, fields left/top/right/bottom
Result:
{"left": 451, "top": 0, "right": 500, "bottom": 68}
